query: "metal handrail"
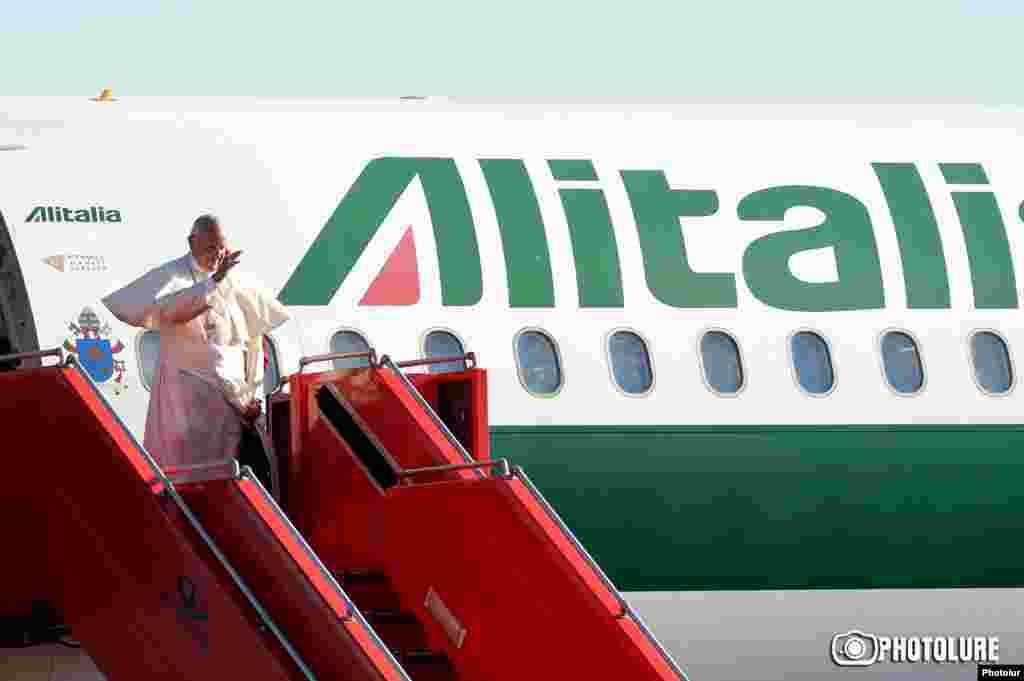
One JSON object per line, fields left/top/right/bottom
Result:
{"left": 239, "top": 467, "right": 353, "bottom": 621}
{"left": 0, "top": 347, "right": 64, "bottom": 365}
{"left": 239, "top": 467, "right": 414, "bottom": 681}
{"left": 397, "top": 459, "right": 511, "bottom": 480}
{"left": 378, "top": 354, "right": 479, "bottom": 471}
{"left": 331, "top": 353, "right": 685, "bottom": 677}
{"left": 163, "top": 459, "right": 241, "bottom": 486}
{"left": 512, "top": 466, "right": 688, "bottom": 680}
{"left": 512, "top": 466, "right": 625, "bottom": 616}
{"left": 299, "top": 350, "right": 377, "bottom": 371}
{"left": 392, "top": 352, "right": 476, "bottom": 370}
{"left": 316, "top": 383, "right": 496, "bottom": 492}
{"left": 626, "top": 602, "right": 690, "bottom": 681}
{"left": 62, "top": 355, "right": 320, "bottom": 681}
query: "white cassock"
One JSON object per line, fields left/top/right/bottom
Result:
{"left": 101, "top": 254, "right": 289, "bottom": 468}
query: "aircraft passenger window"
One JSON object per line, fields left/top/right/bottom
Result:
{"left": 263, "top": 335, "right": 281, "bottom": 394}
{"left": 971, "top": 331, "right": 1013, "bottom": 394}
{"left": 137, "top": 330, "right": 160, "bottom": 391}
{"left": 330, "top": 330, "right": 371, "bottom": 369}
{"left": 881, "top": 331, "right": 924, "bottom": 394}
{"left": 516, "top": 330, "right": 561, "bottom": 395}
{"left": 424, "top": 330, "right": 466, "bottom": 373}
{"left": 608, "top": 330, "right": 653, "bottom": 395}
{"left": 791, "top": 331, "right": 834, "bottom": 395}
{"left": 700, "top": 331, "right": 744, "bottom": 394}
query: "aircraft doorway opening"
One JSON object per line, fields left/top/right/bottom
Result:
{"left": 0, "top": 209, "right": 40, "bottom": 371}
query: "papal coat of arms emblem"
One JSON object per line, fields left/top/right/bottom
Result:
{"left": 63, "top": 306, "right": 128, "bottom": 395}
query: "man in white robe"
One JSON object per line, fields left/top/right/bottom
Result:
{"left": 101, "top": 215, "right": 289, "bottom": 468}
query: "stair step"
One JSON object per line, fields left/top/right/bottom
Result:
{"left": 363, "top": 609, "right": 428, "bottom": 652}
{"left": 399, "top": 650, "right": 460, "bottom": 681}
{"left": 337, "top": 572, "right": 458, "bottom": 678}
{"left": 336, "top": 570, "right": 402, "bottom": 610}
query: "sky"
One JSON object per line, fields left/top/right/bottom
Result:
{"left": 2, "top": 1, "right": 1023, "bottom": 104}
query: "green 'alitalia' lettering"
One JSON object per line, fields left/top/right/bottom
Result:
{"left": 279, "top": 157, "right": 482, "bottom": 306}
{"left": 872, "top": 163, "right": 951, "bottom": 309}
{"left": 738, "top": 186, "right": 884, "bottom": 311}
{"left": 23, "top": 206, "right": 120, "bottom": 223}
{"left": 621, "top": 170, "right": 737, "bottom": 308}
{"left": 549, "top": 159, "right": 599, "bottom": 181}
{"left": 279, "top": 156, "right": 1020, "bottom": 312}
{"left": 550, "top": 160, "right": 624, "bottom": 308}
{"left": 940, "top": 163, "right": 1018, "bottom": 309}
{"left": 480, "top": 159, "right": 555, "bottom": 307}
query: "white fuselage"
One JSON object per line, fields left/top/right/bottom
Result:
{"left": 1, "top": 98, "right": 1022, "bottom": 680}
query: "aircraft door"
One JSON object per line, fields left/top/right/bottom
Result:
{"left": 234, "top": 335, "right": 283, "bottom": 499}
{"left": 0, "top": 209, "right": 40, "bottom": 370}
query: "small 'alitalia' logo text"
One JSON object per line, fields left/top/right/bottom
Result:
{"left": 25, "top": 206, "right": 122, "bottom": 223}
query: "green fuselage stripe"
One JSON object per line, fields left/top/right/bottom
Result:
{"left": 491, "top": 424, "right": 1024, "bottom": 592}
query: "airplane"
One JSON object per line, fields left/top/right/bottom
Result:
{"left": 1, "top": 94, "right": 1022, "bottom": 680}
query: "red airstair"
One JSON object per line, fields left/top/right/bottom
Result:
{"left": 0, "top": 347, "right": 688, "bottom": 681}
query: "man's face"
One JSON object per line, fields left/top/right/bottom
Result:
{"left": 189, "top": 223, "right": 227, "bottom": 272}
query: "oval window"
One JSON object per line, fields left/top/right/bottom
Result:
{"left": 137, "top": 330, "right": 161, "bottom": 391}
{"left": 608, "top": 330, "right": 653, "bottom": 394}
{"left": 330, "top": 330, "right": 371, "bottom": 369}
{"left": 791, "top": 331, "right": 834, "bottom": 395}
{"left": 971, "top": 331, "right": 1013, "bottom": 394}
{"left": 700, "top": 331, "right": 744, "bottom": 394}
{"left": 880, "top": 331, "right": 924, "bottom": 394}
{"left": 515, "top": 330, "right": 562, "bottom": 395}
{"left": 424, "top": 330, "right": 466, "bottom": 374}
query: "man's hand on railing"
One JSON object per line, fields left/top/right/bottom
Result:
{"left": 241, "top": 399, "right": 262, "bottom": 422}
